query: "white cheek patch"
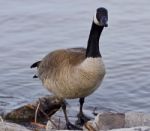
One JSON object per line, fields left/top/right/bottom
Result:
{"left": 93, "top": 12, "right": 100, "bottom": 26}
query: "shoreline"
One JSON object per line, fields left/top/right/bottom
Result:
{"left": 1, "top": 95, "right": 150, "bottom": 131}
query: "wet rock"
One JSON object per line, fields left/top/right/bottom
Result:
{"left": 3, "top": 95, "right": 62, "bottom": 123}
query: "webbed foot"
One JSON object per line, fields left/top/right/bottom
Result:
{"left": 76, "top": 113, "right": 91, "bottom": 126}
{"left": 65, "top": 122, "right": 82, "bottom": 130}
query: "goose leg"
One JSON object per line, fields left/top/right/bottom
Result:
{"left": 62, "top": 101, "right": 81, "bottom": 130}
{"left": 76, "top": 98, "right": 91, "bottom": 125}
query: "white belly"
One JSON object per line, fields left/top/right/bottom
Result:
{"left": 44, "top": 58, "right": 105, "bottom": 99}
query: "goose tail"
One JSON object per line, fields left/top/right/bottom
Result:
{"left": 30, "top": 61, "right": 41, "bottom": 78}
{"left": 30, "top": 61, "right": 41, "bottom": 68}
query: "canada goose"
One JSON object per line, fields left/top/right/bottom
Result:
{"left": 31, "top": 7, "right": 108, "bottom": 129}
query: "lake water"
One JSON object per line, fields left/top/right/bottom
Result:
{"left": 0, "top": 0, "right": 150, "bottom": 115}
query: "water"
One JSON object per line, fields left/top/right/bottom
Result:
{"left": 0, "top": 0, "right": 150, "bottom": 115}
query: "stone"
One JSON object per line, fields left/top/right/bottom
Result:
{"left": 125, "top": 112, "right": 150, "bottom": 127}
{"left": 83, "top": 112, "right": 125, "bottom": 131}
{"left": 0, "top": 121, "right": 31, "bottom": 131}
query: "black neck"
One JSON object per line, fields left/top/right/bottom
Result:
{"left": 86, "top": 22, "right": 104, "bottom": 58}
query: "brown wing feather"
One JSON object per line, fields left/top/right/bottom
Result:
{"left": 38, "top": 48, "right": 86, "bottom": 81}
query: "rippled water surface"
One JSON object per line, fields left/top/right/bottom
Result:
{"left": 0, "top": 0, "right": 150, "bottom": 114}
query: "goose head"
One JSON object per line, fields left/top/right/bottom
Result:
{"left": 94, "top": 7, "right": 108, "bottom": 27}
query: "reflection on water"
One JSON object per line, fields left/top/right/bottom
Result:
{"left": 0, "top": 0, "right": 150, "bottom": 113}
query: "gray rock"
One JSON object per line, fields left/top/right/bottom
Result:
{"left": 110, "top": 126, "right": 150, "bottom": 131}
{"left": 125, "top": 112, "right": 150, "bottom": 127}
{"left": 0, "top": 121, "right": 31, "bottom": 131}
{"left": 83, "top": 112, "right": 125, "bottom": 131}
{"left": 83, "top": 112, "right": 150, "bottom": 131}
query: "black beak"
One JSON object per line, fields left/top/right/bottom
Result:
{"left": 101, "top": 16, "right": 108, "bottom": 27}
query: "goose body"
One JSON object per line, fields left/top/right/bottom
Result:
{"left": 37, "top": 48, "right": 105, "bottom": 99}
{"left": 31, "top": 7, "right": 108, "bottom": 129}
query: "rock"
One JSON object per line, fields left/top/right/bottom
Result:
{"left": 83, "top": 112, "right": 150, "bottom": 131}
{"left": 0, "top": 121, "right": 31, "bottom": 131}
{"left": 3, "top": 95, "right": 62, "bottom": 123}
{"left": 125, "top": 112, "right": 150, "bottom": 127}
{"left": 2, "top": 96, "right": 150, "bottom": 131}
{"left": 46, "top": 120, "right": 57, "bottom": 130}
{"left": 109, "top": 126, "right": 150, "bottom": 131}
{"left": 83, "top": 112, "right": 125, "bottom": 131}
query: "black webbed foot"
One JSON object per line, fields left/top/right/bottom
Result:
{"left": 65, "top": 122, "right": 82, "bottom": 130}
{"left": 76, "top": 113, "right": 91, "bottom": 126}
